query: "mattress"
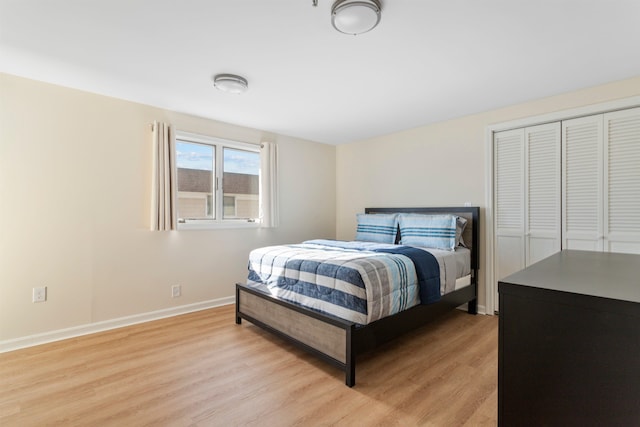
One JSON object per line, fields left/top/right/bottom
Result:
{"left": 246, "top": 240, "right": 471, "bottom": 324}
{"left": 414, "top": 246, "right": 471, "bottom": 294}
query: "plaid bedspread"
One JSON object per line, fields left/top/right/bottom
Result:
{"left": 246, "top": 240, "right": 440, "bottom": 324}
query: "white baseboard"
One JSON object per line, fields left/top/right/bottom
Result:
{"left": 0, "top": 296, "right": 235, "bottom": 353}
{"left": 456, "top": 303, "right": 488, "bottom": 315}
{"left": 2, "top": 298, "right": 490, "bottom": 353}
{"left": 478, "top": 304, "right": 488, "bottom": 315}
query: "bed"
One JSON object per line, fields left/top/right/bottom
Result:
{"left": 235, "top": 206, "right": 479, "bottom": 387}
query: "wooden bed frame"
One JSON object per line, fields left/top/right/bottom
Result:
{"left": 235, "top": 206, "right": 480, "bottom": 387}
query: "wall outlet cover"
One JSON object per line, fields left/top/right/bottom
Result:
{"left": 33, "top": 287, "right": 47, "bottom": 303}
{"left": 171, "top": 284, "right": 181, "bottom": 298}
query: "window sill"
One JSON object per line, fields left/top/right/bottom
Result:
{"left": 178, "top": 221, "right": 261, "bottom": 231}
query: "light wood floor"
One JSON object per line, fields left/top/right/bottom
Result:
{"left": 0, "top": 305, "right": 498, "bottom": 426}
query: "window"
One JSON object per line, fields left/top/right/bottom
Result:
{"left": 175, "top": 132, "right": 260, "bottom": 228}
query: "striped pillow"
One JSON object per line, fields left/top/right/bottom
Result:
{"left": 355, "top": 213, "right": 398, "bottom": 244}
{"left": 398, "top": 214, "right": 458, "bottom": 251}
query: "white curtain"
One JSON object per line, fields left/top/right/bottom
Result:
{"left": 259, "top": 141, "right": 279, "bottom": 228}
{"left": 150, "top": 121, "right": 177, "bottom": 231}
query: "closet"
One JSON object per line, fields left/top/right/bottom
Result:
{"left": 494, "top": 107, "right": 640, "bottom": 304}
{"left": 494, "top": 122, "right": 562, "bottom": 285}
{"left": 563, "top": 108, "right": 640, "bottom": 253}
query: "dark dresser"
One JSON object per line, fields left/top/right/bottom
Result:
{"left": 498, "top": 250, "right": 640, "bottom": 426}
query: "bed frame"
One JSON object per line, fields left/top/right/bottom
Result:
{"left": 235, "top": 206, "right": 479, "bottom": 387}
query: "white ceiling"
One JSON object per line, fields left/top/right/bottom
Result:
{"left": 1, "top": 0, "right": 639, "bottom": 145}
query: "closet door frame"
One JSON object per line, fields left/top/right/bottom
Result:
{"left": 484, "top": 96, "right": 640, "bottom": 315}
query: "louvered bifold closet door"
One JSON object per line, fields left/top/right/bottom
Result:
{"left": 604, "top": 107, "right": 640, "bottom": 254}
{"left": 562, "top": 115, "right": 604, "bottom": 251}
{"left": 494, "top": 129, "right": 525, "bottom": 285}
{"left": 525, "top": 123, "right": 561, "bottom": 265}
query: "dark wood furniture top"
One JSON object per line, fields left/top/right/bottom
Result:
{"left": 499, "top": 249, "right": 640, "bottom": 303}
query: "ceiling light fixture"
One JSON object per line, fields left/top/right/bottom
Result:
{"left": 331, "top": 0, "right": 381, "bottom": 35}
{"left": 213, "top": 74, "right": 248, "bottom": 94}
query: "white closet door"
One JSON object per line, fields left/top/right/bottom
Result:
{"left": 525, "top": 123, "right": 561, "bottom": 265}
{"left": 604, "top": 107, "right": 640, "bottom": 254}
{"left": 494, "top": 128, "right": 525, "bottom": 283}
{"left": 562, "top": 115, "right": 604, "bottom": 251}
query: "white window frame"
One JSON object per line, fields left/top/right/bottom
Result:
{"left": 175, "top": 131, "right": 261, "bottom": 230}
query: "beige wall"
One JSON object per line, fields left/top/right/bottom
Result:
{"left": 336, "top": 75, "right": 640, "bottom": 311}
{"left": 0, "top": 73, "right": 336, "bottom": 342}
{"left": 3, "top": 71, "right": 639, "bottom": 343}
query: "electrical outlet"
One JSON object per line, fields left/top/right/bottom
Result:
{"left": 464, "top": 201, "right": 472, "bottom": 207}
{"left": 33, "top": 286, "right": 47, "bottom": 303}
{"left": 171, "top": 284, "right": 181, "bottom": 298}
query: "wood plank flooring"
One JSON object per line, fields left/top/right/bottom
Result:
{"left": 0, "top": 305, "right": 498, "bottom": 426}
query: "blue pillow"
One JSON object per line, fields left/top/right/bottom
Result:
{"left": 398, "top": 214, "right": 458, "bottom": 251}
{"left": 355, "top": 213, "right": 398, "bottom": 244}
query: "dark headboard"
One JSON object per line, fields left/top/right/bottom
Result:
{"left": 364, "top": 206, "right": 480, "bottom": 273}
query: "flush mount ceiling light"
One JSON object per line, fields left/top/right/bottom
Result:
{"left": 213, "top": 74, "right": 248, "bottom": 94}
{"left": 331, "top": 0, "right": 381, "bottom": 35}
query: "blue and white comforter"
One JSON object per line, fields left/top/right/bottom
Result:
{"left": 246, "top": 240, "right": 441, "bottom": 325}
